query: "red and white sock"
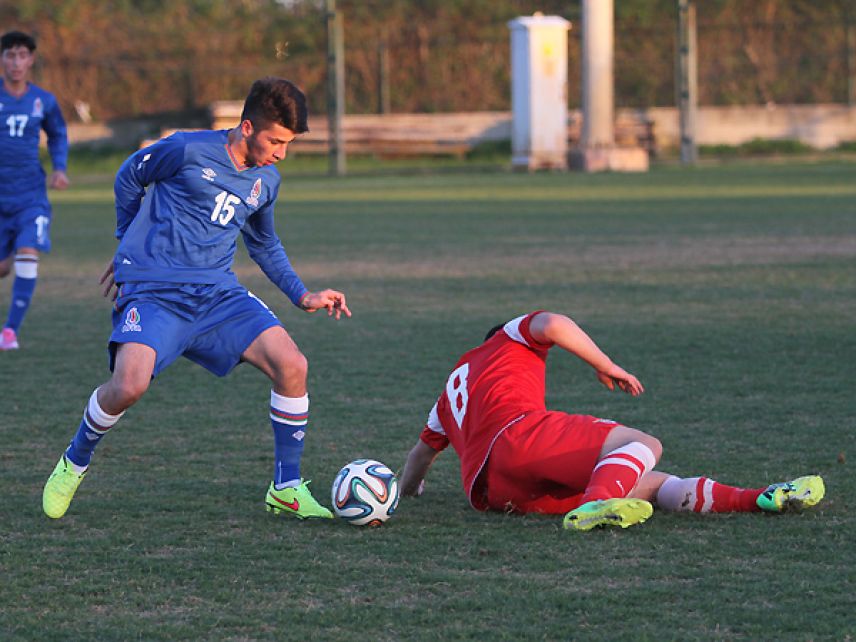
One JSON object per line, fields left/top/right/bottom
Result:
{"left": 581, "top": 441, "right": 657, "bottom": 503}
{"left": 656, "top": 476, "right": 764, "bottom": 513}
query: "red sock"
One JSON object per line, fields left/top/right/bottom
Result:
{"left": 702, "top": 478, "right": 765, "bottom": 513}
{"left": 581, "top": 442, "right": 656, "bottom": 503}
{"left": 657, "top": 476, "right": 764, "bottom": 513}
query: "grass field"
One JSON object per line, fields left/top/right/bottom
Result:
{"left": 1, "top": 160, "right": 855, "bottom": 640}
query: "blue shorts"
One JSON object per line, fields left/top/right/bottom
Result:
{"left": 0, "top": 193, "right": 52, "bottom": 259}
{"left": 109, "top": 281, "right": 283, "bottom": 377}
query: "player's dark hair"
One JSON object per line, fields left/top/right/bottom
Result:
{"left": 241, "top": 77, "right": 309, "bottom": 134}
{"left": 484, "top": 323, "right": 506, "bottom": 342}
{"left": 1, "top": 31, "right": 37, "bottom": 53}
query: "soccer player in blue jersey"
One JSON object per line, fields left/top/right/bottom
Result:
{"left": 0, "top": 31, "right": 69, "bottom": 351}
{"left": 43, "top": 77, "right": 349, "bottom": 520}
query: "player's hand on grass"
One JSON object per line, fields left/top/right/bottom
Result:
{"left": 99, "top": 259, "right": 118, "bottom": 300}
{"left": 48, "top": 170, "right": 70, "bottom": 190}
{"left": 596, "top": 365, "right": 644, "bottom": 396}
{"left": 301, "top": 289, "right": 351, "bottom": 320}
{"left": 400, "top": 478, "right": 425, "bottom": 498}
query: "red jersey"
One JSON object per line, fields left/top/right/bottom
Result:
{"left": 420, "top": 311, "right": 554, "bottom": 509}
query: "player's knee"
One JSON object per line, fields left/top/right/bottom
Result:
{"left": 626, "top": 428, "right": 661, "bottom": 461}
{"left": 644, "top": 434, "right": 663, "bottom": 462}
{"left": 0, "top": 259, "right": 11, "bottom": 278}
{"left": 627, "top": 430, "right": 662, "bottom": 462}
{"left": 284, "top": 348, "right": 308, "bottom": 380}
{"left": 271, "top": 347, "right": 307, "bottom": 390}
{"left": 110, "top": 373, "right": 150, "bottom": 407}
{"left": 605, "top": 426, "right": 662, "bottom": 463}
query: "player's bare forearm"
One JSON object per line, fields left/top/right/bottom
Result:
{"left": 529, "top": 312, "right": 614, "bottom": 370}
{"left": 400, "top": 440, "right": 439, "bottom": 497}
{"left": 99, "top": 259, "right": 118, "bottom": 300}
{"left": 530, "top": 311, "right": 644, "bottom": 396}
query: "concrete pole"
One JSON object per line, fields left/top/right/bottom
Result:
{"left": 580, "top": 0, "right": 614, "bottom": 148}
{"left": 676, "top": 0, "right": 698, "bottom": 164}
{"left": 326, "top": 0, "right": 346, "bottom": 176}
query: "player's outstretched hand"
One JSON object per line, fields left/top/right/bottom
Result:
{"left": 302, "top": 289, "right": 351, "bottom": 320}
{"left": 99, "top": 259, "right": 118, "bottom": 301}
{"left": 596, "top": 365, "right": 644, "bottom": 396}
{"left": 48, "top": 170, "right": 70, "bottom": 190}
{"left": 400, "top": 478, "right": 425, "bottom": 498}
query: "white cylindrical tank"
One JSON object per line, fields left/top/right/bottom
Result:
{"left": 508, "top": 14, "right": 571, "bottom": 170}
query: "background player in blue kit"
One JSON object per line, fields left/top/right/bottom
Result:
{"left": 0, "top": 31, "right": 69, "bottom": 351}
{"left": 43, "top": 77, "right": 350, "bottom": 520}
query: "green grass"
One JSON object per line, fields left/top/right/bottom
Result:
{"left": 700, "top": 137, "right": 814, "bottom": 158}
{"left": 1, "top": 161, "right": 855, "bottom": 640}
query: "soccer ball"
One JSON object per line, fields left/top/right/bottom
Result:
{"left": 331, "top": 459, "right": 400, "bottom": 527}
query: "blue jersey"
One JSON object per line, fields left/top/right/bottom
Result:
{"left": 113, "top": 130, "right": 308, "bottom": 306}
{"left": 0, "top": 80, "right": 68, "bottom": 199}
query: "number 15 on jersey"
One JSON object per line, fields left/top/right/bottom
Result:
{"left": 211, "top": 190, "right": 241, "bottom": 226}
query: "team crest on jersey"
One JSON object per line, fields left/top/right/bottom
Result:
{"left": 201, "top": 167, "right": 217, "bottom": 182}
{"left": 122, "top": 307, "right": 142, "bottom": 333}
{"left": 246, "top": 178, "right": 262, "bottom": 206}
{"left": 31, "top": 97, "right": 43, "bottom": 118}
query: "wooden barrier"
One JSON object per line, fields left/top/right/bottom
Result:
{"left": 141, "top": 105, "right": 656, "bottom": 157}
{"left": 210, "top": 104, "right": 510, "bottom": 157}
{"left": 99, "top": 105, "right": 856, "bottom": 154}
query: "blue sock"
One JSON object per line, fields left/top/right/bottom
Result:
{"left": 270, "top": 391, "right": 309, "bottom": 489}
{"left": 6, "top": 262, "right": 37, "bottom": 331}
{"left": 65, "top": 389, "right": 123, "bottom": 468}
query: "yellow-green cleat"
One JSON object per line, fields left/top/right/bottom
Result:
{"left": 756, "top": 475, "right": 825, "bottom": 513}
{"left": 43, "top": 454, "right": 87, "bottom": 519}
{"left": 265, "top": 479, "right": 333, "bottom": 519}
{"left": 563, "top": 498, "right": 653, "bottom": 532}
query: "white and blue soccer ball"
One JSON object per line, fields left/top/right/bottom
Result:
{"left": 331, "top": 459, "right": 399, "bottom": 527}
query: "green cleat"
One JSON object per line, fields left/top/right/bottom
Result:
{"left": 43, "top": 454, "right": 87, "bottom": 519}
{"left": 563, "top": 498, "right": 653, "bottom": 532}
{"left": 756, "top": 475, "right": 825, "bottom": 513}
{"left": 265, "top": 480, "right": 333, "bottom": 519}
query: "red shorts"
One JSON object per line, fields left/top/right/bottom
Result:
{"left": 484, "top": 411, "right": 618, "bottom": 515}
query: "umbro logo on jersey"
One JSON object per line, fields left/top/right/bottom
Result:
{"left": 32, "top": 97, "right": 43, "bottom": 117}
{"left": 246, "top": 178, "right": 262, "bottom": 206}
{"left": 122, "top": 258, "right": 132, "bottom": 264}
{"left": 201, "top": 168, "right": 217, "bottom": 182}
{"left": 136, "top": 153, "right": 152, "bottom": 170}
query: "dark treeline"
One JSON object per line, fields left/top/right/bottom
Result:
{"left": 2, "top": 0, "right": 853, "bottom": 121}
